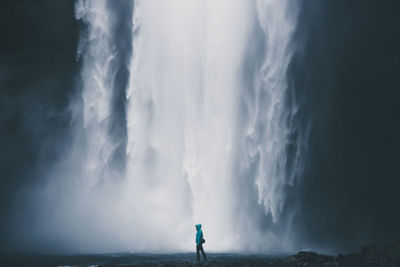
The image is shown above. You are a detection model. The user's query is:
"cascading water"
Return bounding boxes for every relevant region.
[16,0,304,253]
[121,0,303,252]
[75,0,120,186]
[124,0,255,251]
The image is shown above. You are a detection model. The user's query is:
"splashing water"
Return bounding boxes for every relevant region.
[121,0,302,252]
[14,0,305,253]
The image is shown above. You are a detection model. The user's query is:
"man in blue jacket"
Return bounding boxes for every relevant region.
[195,224,207,262]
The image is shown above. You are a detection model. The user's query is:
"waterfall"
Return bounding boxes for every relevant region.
[75,0,120,186]
[251,0,300,224]
[124,0,255,251]
[22,0,303,253]
[231,0,304,251]
[121,0,302,251]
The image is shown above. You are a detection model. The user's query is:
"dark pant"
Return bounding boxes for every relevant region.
[196,244,207,262]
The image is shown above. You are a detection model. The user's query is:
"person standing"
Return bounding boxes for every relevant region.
[195,224,207,262]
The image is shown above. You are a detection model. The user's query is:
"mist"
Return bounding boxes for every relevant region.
[0,0,399,255]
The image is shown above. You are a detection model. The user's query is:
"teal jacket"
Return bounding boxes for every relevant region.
[195,224,203,245]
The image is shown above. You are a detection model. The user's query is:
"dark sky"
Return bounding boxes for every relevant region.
[0,0,399,253]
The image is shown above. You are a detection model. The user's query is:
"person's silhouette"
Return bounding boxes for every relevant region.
[195,224,207,262]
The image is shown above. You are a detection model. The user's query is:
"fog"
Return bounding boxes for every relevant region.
[1,0,399,255]
[6,0,302,253]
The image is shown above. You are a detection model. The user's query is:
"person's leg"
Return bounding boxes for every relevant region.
[196,244,200,262]
[200,244,207,262]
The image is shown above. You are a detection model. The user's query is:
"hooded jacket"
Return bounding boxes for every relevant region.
[195,224,203,245]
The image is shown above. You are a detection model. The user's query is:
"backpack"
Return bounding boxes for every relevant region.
[201,232,206,244]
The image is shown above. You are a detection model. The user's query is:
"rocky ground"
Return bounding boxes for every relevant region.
[1,239,400,266]
[276,239,400,267]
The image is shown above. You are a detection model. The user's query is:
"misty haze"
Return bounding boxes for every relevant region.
[0,0,399,266]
